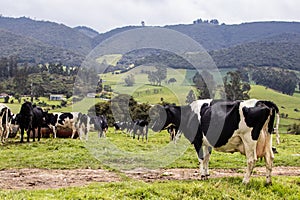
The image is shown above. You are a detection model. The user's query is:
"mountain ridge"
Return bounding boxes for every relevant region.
[0,16,299,70]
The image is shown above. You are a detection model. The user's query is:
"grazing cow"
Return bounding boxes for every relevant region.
[0,104,13,143]
[18,102,44,142]
[90,115,108,138]
[45,112,80,139]
[151,99,280,184]
[113,121,127,133]
[9,114,19,138]
[166,124,179,143]
[132,119,149,142]
[77,113,90,140]
[126,121,136,137]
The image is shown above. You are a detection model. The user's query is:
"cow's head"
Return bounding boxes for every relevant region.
[45,113,58,127]
[149,105,168,132]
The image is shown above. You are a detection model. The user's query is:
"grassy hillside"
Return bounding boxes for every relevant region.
[249,85,300,129]
[96,54,122,66]
[0,29,84,66]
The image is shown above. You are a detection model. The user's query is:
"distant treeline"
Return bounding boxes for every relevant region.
[238,67,299,96]
[0,56,98,97]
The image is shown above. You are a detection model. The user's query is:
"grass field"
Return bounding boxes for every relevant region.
[1,177,299,199]
[0,131,299,199]
[1,68,299,199]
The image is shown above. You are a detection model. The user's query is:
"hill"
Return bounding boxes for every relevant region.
[209,33,300,70]
[73,26,99,38]
[92,22,300,71]
[0,29,84,65]
[0,16,299,70]
[0,16,92,55]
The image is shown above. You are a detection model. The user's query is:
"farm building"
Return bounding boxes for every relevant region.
[49,94,64,101]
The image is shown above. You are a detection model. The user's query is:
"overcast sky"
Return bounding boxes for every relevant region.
[0,0,299,33]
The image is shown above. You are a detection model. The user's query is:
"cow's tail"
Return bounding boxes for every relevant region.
[275,113,280,145]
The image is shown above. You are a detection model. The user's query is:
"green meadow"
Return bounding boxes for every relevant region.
[1,68,299,199]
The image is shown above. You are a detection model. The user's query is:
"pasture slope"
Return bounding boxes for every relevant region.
[0,132,299,199]
[0,76,299,199]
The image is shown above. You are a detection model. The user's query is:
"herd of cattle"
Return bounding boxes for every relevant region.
[0,101,150,143]
[0,98,281,184]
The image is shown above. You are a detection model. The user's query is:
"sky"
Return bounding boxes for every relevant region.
[0,0,299,33]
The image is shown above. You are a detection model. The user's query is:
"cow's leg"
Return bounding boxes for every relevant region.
[50,125,57,138]
[0,127,3,143]
[32,128,36,142]
[71,124,77,139]
[104,128,107,138]
[20,128,24,143]
[264,133,274,185]
[37,126,41,141]
[194,141,208,179]
[4,125,10,142]
[27,129,31,142]
[85,127,88,141]
[53,127,57,138]
[242,139,258,184]
[145,127,148,142]
[203,146,212,177]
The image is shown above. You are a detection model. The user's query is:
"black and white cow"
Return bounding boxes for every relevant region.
[166,124,179,143]
[132,119,149,142]
[18,102,44,142]
[113,121,127,134]
[151,99,280,184]
[89,115,108,138]
[0,103,13,143]
[9,113,20,138]
[45,112,82,139]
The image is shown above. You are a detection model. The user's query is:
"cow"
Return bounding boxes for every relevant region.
[132,119,149,142]
[89,115,108,138]
[77,113,90,140]
[18,102,44,142]
[126,121,136,137]
[45,112,81,139]
[166,124,179,143]
[150,99,280,184]
[113,121,127,134]
[9,114,20,138]
[0,103,13,143]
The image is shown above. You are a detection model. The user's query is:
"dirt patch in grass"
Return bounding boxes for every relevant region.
[0,167,299,190]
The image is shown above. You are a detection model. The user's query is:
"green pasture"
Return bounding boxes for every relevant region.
[1,177,299,200]
[1,130,299,170]
[0,131,299,199]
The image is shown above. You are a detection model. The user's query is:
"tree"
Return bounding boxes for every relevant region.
[13,64,29,95]
[147,66,167,86]
[168,78,177,85]
[186,90,196,104]
[96,79,103,93]
[193,70,216,99]
[251,68,298,95]
[124,74,135,86]
[222,71,250,100]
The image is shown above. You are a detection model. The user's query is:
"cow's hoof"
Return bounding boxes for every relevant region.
[201,175,208,180]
